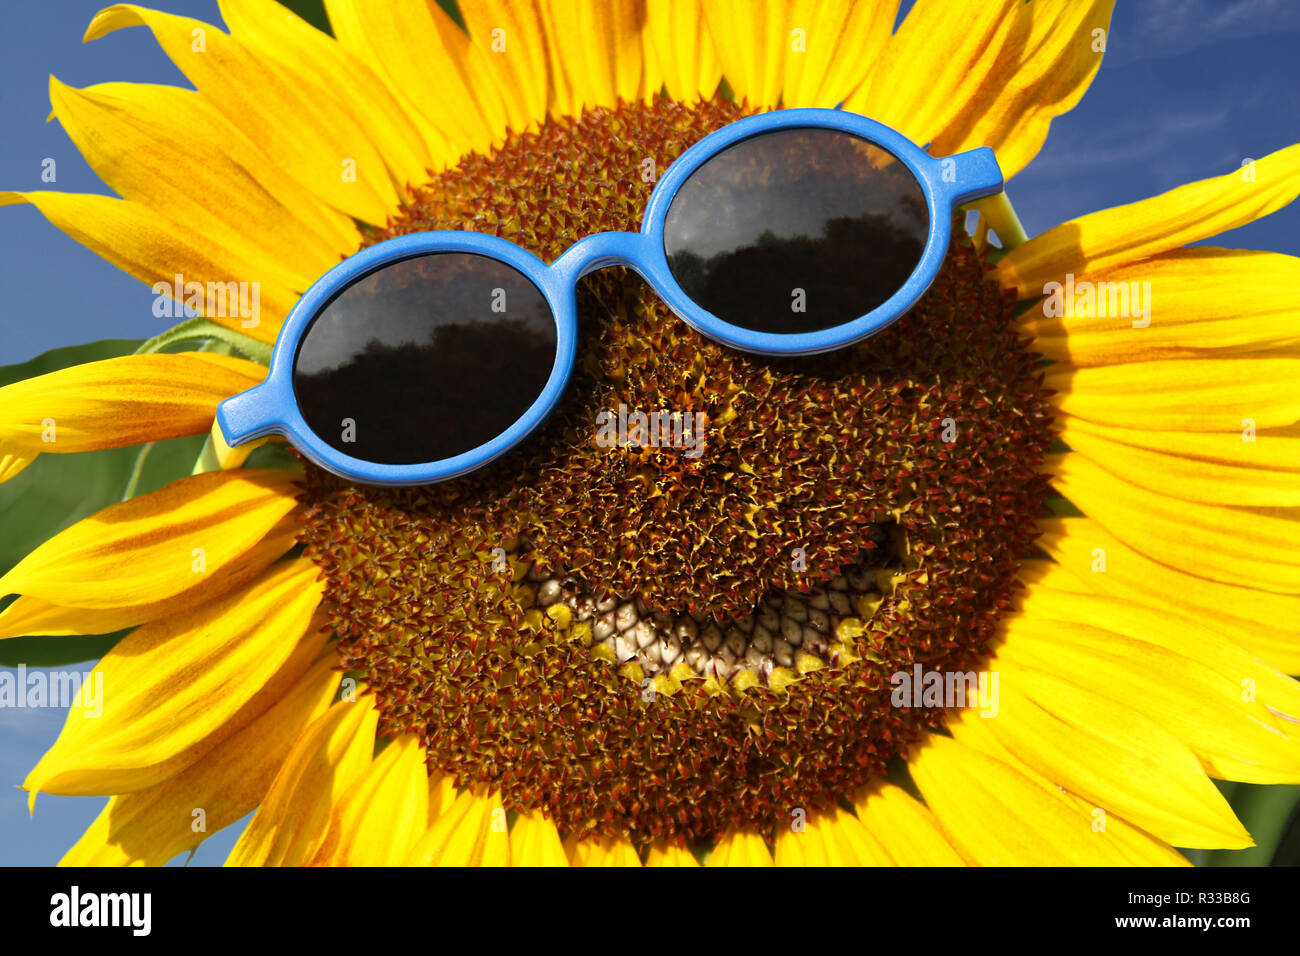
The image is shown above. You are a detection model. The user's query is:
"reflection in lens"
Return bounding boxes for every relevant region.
[293,252,556,466]
[663,128,929,335]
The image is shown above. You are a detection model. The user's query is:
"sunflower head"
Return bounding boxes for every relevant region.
[293,92,1055,844]
[6,0,1300,870]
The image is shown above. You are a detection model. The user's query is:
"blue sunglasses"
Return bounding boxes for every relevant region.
[218,107,1004,487]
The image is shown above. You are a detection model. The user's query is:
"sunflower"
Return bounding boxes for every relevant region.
[2,0,1299,868]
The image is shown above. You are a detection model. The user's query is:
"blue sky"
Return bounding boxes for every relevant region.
[1,1,1299,865]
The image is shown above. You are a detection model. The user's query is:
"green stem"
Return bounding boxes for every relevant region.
[976,191,1030,250]
[191,433,224,476]
[122,441,156,500]
[135,317,271,365]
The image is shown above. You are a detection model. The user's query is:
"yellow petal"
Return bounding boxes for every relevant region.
[427,773,456,824]
[1056,418,1300,475]
[456,0,550,135]
[91,79,360,262]
[852,782,967,865]
[406,788,511,866]
[1038,515,1300,673]
[85,4,397,223]
[1061,419,1300,508]
[910,733,1133,865]
[324,0,506,156]
[948,710,1192,866]
[0,352,264,457]
[0,469,299,609]
[1045,357,1300,432]
[309,735,430,866]
[1058,793,1193,867]
[702,0,896,109]
[1023,248,1300,366]
[846,0,1024,149]
[1000,615,1300,785]
[48,76,351,293]
[781,0,898,109]
[0,516,297,639]
[539,0,645,116]
[644,838,700,867]
[643,0,721,103]
[564,833,642,867]
[707,827,774,866]
[227,694,379,866]
[1048,451,1300,594]
[507,809,569,866]
[60,651,339,866]
[773,804,893,865]
[0,192,294,342]
[0,452,32,484]
[1013,584,1300,727]
[24,559,326,801]
[997,142,1300,298]
[218,0,445,180]
[974,659,1253,848]
[929,0,1115,179]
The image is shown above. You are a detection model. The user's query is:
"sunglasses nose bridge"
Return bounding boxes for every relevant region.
[551,231,649,285]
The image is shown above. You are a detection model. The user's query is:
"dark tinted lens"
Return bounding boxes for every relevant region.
[293,252,556,466]
[663,128,928,335]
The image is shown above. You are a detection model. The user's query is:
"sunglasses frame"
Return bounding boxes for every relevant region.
[218,107,1004,486]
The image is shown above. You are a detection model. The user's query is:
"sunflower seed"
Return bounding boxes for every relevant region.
[774,639,795,668]
[633,619,657,649]
[537,579,563,607]
[700,623,723,652]
[616,602,638,632]
[675,617,699,644]
[658,633,682,666]
[782,594,808,623]
[781,617,804,646]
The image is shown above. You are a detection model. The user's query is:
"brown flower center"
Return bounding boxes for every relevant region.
[297,95,1053,845]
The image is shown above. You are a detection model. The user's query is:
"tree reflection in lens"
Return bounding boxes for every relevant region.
[664,128,929,335]
[293,253,556,466]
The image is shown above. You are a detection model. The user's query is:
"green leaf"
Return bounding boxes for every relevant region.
[1203,782,1300,867]
[269,1,463,37]
[435,0,465,29]
[244,440,302,472]
[1270,799,1300,866]
[0,630,130,668]
[275,0,332,34]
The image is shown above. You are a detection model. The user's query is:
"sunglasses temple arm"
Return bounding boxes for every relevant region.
[216,384,277,447]
[944,146,1030,250]
[945,146,1004,206]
